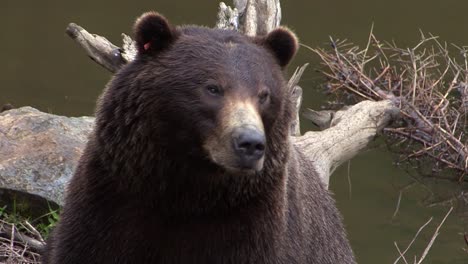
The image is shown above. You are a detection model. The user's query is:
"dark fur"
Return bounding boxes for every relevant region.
[43,13,355,264]
[134,11,179,54]
[1,103,14,112]
[258,27,298,68]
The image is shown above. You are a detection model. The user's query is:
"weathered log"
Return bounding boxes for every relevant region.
[0,100,397,205]
[234,0,281,36]
[61,0,396,188]
[0,1,399,207]
[299,101,399,187]
[61,0,397,188]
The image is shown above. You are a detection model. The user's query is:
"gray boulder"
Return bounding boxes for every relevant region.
[0,107,94,206]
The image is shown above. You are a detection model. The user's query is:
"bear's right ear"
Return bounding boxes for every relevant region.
[133,12,178,56]
[256,27,298,68]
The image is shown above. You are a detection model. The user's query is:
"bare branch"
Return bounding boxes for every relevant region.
[416,207,453,264]
[393,207,453,264]
[288,63,308,136]
[0,220,43,263]
[393,217,432,264]
[65,23,126,73]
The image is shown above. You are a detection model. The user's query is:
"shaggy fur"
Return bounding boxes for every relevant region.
[43,12,355,264]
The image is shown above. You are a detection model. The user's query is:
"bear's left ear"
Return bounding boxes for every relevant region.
[133,11,179,56]
[257,27,298,68]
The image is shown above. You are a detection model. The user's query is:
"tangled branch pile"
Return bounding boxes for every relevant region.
[0,219,44,263]
[311,30,468,179]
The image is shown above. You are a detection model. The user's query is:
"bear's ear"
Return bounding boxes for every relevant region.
[258,27,298,68]
[133,12,178,56]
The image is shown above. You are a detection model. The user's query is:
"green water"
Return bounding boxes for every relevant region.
[1,0,467,262]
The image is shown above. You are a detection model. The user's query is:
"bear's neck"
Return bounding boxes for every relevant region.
[94,132,288,217]
[86,135,289,261]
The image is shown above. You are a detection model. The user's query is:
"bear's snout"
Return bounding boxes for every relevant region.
[232,126,266,170]
[203,100,266,173]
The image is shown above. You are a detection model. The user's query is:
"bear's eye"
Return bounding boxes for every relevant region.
[206,85,223,96]
[259,91,269,104]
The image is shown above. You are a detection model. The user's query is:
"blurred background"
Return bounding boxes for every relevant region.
[1,0,467,263]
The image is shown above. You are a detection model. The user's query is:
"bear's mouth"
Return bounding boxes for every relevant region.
[206,146,265,174]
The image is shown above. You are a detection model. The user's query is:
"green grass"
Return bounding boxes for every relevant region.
[34,204,60,238]
[0,199,60,239]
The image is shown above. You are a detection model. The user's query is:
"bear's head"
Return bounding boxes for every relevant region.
[94,12,298,210]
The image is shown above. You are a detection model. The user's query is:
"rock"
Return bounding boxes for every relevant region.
[0,107,94,206]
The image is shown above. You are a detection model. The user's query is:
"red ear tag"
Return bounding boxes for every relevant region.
[144,42,151,51]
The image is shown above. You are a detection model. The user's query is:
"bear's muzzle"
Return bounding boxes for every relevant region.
[204,100,266,173]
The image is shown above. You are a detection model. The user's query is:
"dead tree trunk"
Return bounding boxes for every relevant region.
[64,0,397,187]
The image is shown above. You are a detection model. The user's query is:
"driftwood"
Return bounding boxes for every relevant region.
[64,1,397,187]
[0,1,457,262]
[298,100,398,187]
[235,0,281,36]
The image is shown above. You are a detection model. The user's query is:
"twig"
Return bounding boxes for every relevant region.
[0,225,45,252]
[415,207,453,264]
[393,217,433,264]
[393,207,453,264]
[394,242,410,264]
[393,190,403,219]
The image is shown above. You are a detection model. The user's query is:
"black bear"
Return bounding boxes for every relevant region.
[43,12,355,264]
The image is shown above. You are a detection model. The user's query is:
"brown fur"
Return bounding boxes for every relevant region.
[43,12,355,264]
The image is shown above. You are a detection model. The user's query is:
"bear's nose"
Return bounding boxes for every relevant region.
[232,127,266,168]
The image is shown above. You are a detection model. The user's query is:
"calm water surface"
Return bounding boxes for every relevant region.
[2,1,468,263]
